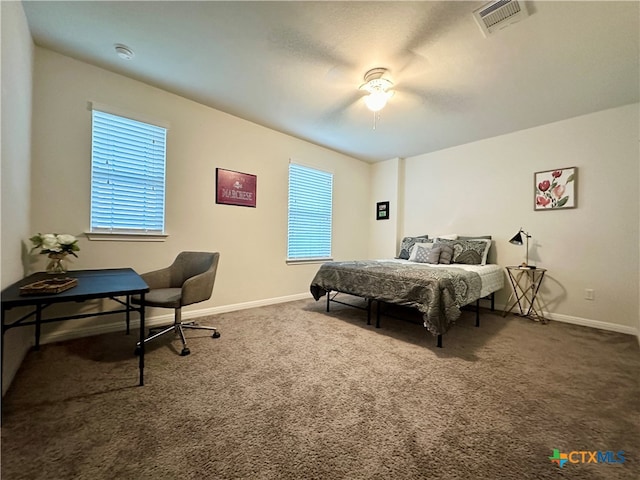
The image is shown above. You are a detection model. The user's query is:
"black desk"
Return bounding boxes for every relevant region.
[1,268,149,389]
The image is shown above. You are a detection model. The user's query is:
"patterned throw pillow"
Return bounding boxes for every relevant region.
[437,244,454,264]
[424,246,442,264]
[397,235,428,260]
[434,238,491,265]
[409,243,455,264]
[408,242,433,263]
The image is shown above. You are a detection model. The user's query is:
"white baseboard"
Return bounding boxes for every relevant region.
[544,312,638,336]
[494,302,638,337]
[40,295,638,345]
[39,292,311,345]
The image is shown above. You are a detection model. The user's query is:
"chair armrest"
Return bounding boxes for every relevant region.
[141,266,172,290]
[181,270,215,306]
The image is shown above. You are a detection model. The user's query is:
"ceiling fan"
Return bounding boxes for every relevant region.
[268,1,472,126]
[359,68,395,112]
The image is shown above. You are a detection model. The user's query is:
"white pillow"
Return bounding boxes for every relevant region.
[434,234,459,240]
[408,241,434,262]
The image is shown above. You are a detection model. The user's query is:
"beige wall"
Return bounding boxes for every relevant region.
[1,1,35,394]
[28,47,370,339]
[401,104,639,334]
[369,158,402,259]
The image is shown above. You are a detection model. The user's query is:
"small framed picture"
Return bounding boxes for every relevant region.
[376,201,390,220]
[216,168,257,207]
[534,167,577,210]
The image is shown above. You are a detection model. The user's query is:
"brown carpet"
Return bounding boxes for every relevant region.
[1,297,639,479]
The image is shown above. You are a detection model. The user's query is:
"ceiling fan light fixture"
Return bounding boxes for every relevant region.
[359,68,394,112]
[364,89,393,112]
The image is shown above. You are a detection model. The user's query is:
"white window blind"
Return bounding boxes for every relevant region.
[90,109,167,234]
[287,163,333,261]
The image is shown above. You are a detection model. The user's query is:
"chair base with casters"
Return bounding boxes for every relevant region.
[134,308,220,356]
[131,251,221,356]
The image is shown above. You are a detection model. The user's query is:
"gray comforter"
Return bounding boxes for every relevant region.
[310,260,482,335]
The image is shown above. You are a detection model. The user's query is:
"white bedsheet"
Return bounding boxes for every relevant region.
[379,259,505,299]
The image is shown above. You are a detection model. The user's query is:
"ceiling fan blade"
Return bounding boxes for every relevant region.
[268,26,355,71]
[401,1,472,54]
[394,50,431,81]
[318,91,363,124]
[394,2,472,78]
[324,64,361,86]
[399,85,469,113]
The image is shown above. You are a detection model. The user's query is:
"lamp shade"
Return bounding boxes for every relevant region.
[509,228,532,267]
[509,231,524,245]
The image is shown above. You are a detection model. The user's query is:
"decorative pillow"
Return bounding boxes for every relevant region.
[437,244,454,264]
[458,235,492,240]
[434,234,459,241]
[397,235,429,260]
[434,238,491,265]
[424,246,443,264]
[408,242,436,263]
[408,241,432,262]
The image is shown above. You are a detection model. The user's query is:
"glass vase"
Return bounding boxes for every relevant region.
[46,253,67,274]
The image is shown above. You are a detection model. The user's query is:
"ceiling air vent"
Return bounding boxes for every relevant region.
[473,0,529,37]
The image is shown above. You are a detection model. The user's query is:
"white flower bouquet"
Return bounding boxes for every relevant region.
[30,233,80,257]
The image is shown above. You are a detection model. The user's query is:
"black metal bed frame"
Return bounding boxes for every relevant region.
[325,290,496,348]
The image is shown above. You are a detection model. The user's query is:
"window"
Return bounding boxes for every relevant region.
[287,163,333,261]
[90,108,167,236]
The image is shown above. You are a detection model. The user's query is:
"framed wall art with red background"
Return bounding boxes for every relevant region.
[216,168,257,208]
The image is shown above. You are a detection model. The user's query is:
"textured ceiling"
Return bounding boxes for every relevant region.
[23,1,640,163]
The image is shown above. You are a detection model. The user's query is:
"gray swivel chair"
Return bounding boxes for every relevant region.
[133,251,220,356]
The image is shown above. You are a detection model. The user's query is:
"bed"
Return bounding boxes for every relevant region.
[309,236,505,347]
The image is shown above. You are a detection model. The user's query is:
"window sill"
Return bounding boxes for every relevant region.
[85,232,168,242]
[286,258,332,265]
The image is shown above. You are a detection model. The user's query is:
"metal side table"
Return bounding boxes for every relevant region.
[503,266,548,323]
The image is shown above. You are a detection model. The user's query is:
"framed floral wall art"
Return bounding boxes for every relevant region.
[534,167,577,211]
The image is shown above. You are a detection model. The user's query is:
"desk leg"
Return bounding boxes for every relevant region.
[1,307,5,396]
[125,295,131,335]
[34,304,42,350]
[138,293,145,386]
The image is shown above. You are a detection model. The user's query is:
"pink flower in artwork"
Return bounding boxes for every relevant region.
[552,185,566,199]
[536,195,551,207]
[538,180,551,192]
[552,170,563,178]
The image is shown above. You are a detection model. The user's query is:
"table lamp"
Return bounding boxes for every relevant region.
[509,228,534,268]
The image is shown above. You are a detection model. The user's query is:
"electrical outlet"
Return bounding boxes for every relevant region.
[585,289,595,300]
